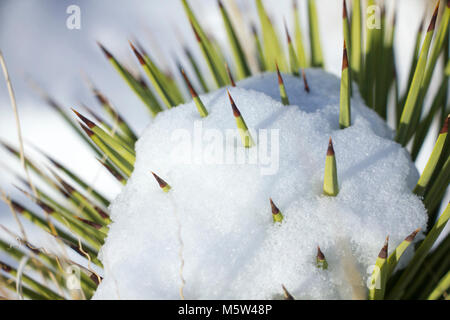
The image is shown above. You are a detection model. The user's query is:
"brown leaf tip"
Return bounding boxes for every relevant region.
[302,69,310,93]
[281,284,294,300]
[284,20,292,43]
[217,0,224,9]
[427,1,440,32]
[276,63,284,86]
[227,91,241,117]
[98,158,124,182]
[36,199,54,214]
[0,261,12,273]
[190,20,202,42]
[76,216,103,230]
[151,172,168,189]
[405,228,421,242]
[327,138,335,156]
[270,198,280,215]
[72,108,95,128]
[378,236,389,259]
[79,123,94,137]
[317,246,325,260]
[95,206,110,220]
[181,69,198,98]
[343,0,348,19]
[225,63,236,87]
[94,89,109,106]
[11,200,25,214]
[440,115,449,134]
[97,42,113,59]
[53,173,76,194]
[129,41,146,65]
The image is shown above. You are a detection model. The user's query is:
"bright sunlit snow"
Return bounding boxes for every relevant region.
[94,69,427,300]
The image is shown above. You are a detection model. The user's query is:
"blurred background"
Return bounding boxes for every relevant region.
[0,0,446,247]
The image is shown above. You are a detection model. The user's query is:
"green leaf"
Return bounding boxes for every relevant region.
[218,0,251,79]
[395,4,439,146]
[307,0,324,68]
[388,203,450,299]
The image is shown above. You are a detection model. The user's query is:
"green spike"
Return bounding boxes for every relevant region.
[251,24,266,71]
[91,85,138,143]
[97,42,163,116]
[362,0,377,107]
[72,109,136,166]
[386,229,420,277]
[181,0,227,84]
[293,0,308,68]
[350,0,362,83]
[342,0,352,97]
[323,138,339,197]
[270,198,284,223]
[79,123,133,177]
[406,1,450,142]
[369,237,389,300]
[411,80,448,160]
[388,203,450,299]
[184,46,209,92]
[218,0,251,79]
[339,41,351,129]
[307,0,324,68]
[189,20,226,88]
[129,42,176,109]
[276,64,290,105]
[284,21,300,77]
[395,3,440,146]
[180,68,209,117]
[302,69,310,93]
[51,171,111,226]
[97,158,127,185]
[225,63,236,87]
[75,216,109,236]
[227,91,255,148]
[423,156,450,216]
[427,271,450,300]
[151,172,172,193]
[38,147,110,207]
[83,103,133,149]
[316,246,328,270]
[255,0,287,71]
[413,116,448,197]
[136,42,185,105]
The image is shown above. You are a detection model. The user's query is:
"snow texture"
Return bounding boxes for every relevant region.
[94,69,427,300]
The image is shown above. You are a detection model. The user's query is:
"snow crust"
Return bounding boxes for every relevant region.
[94,69,427,299]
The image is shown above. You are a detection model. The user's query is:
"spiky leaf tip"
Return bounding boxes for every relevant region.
[151,171,171,192]
[227,90,255,148]
[323,138,339,197]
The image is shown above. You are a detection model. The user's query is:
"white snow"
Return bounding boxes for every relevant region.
[94,69,427,300]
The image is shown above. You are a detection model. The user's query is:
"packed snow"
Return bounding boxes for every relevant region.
[94,69,427,300]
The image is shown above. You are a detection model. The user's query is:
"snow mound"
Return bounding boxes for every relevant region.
[94,69,427,299]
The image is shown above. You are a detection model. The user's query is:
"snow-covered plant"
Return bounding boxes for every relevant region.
[0,0,449,300]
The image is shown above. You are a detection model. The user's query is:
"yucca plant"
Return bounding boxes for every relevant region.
[0,0,449,300]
